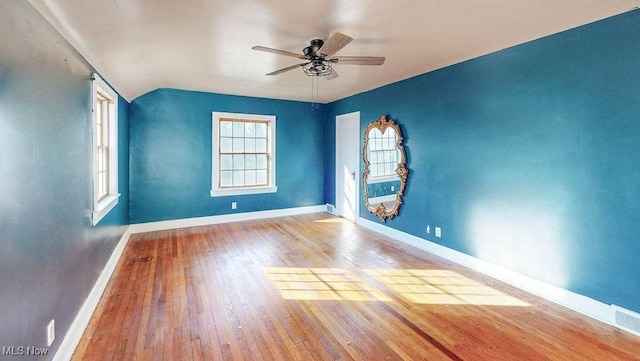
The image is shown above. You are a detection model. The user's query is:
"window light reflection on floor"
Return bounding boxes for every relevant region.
[264,267,392,302]
[265,267,530,306]
[364,269,530,306]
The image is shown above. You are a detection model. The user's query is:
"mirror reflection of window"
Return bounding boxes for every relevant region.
[368,128,398,178]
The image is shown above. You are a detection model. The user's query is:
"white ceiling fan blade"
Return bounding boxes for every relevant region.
[252,46,304,59]
[318,32,353,57]
[330,56,385,65]
[266,63,308,75]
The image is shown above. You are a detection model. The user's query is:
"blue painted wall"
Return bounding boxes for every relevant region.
[327,10,640,312]
[129,89,326,223]
[0,1,129,357]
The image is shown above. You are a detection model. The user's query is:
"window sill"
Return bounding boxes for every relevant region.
[367,175,399,184]
[210,186,277,197]
[92,193,121,225]
[369,194,397,204]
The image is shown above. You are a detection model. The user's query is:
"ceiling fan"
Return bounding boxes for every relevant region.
[252,32,385,80]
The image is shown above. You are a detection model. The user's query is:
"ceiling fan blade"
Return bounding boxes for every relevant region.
[325,69,339,80]
[252,46,303,58]
[330,56,386,65]
[266,63,308,76]
[318,32,353,56]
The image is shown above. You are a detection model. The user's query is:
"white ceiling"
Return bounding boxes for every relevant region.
[28,0,639,103]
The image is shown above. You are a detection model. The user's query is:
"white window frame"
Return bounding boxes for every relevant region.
[91,73,120,225]
[211,112,277,197]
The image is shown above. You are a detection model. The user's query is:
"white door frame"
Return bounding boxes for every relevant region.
[335,111,360,222]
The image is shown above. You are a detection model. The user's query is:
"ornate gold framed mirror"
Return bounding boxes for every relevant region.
[362,115,408,222]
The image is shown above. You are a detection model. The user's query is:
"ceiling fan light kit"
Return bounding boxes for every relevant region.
[252,32,385,80]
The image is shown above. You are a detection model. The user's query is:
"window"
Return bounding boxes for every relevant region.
[211,112,277,197]
[91,73,119,225]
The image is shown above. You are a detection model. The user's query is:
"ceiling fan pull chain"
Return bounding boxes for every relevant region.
[311,76,318,111]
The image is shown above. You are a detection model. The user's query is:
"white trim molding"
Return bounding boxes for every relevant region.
[91,73,120,225]
[211,111,276,197]
[129,205,326,234]
[357,217,613,325]
[52,227,132,361]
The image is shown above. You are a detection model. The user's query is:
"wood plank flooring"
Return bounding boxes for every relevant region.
[72,213,640,360]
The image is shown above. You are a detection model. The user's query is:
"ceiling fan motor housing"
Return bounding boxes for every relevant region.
[303,39,325,57]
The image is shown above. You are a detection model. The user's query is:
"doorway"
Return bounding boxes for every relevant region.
[335,111,360,222]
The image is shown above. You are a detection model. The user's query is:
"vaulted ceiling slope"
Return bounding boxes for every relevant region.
[28,0,639,103]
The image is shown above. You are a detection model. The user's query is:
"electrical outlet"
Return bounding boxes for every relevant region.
[435,227,442,238]
[231,202,237,209]
[46,319,55,347]
[391,185,395,191]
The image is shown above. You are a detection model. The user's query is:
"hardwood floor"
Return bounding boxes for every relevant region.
[72,213,640,360]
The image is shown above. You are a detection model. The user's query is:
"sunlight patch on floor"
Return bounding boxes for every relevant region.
[264,267,392,302]
[364,269,530,306]
[264,267,529,306]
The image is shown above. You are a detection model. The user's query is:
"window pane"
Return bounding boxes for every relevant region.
[256,154,267,169]
[220,155,233,170]
[256,139,267,152]
[233,121,244,136]
[220,171,233,187]
[245,122,255,137]
[98,149,103,170]
[233,155,244,170]
[220,121,233,136]
[102,171,108,194]
[387,128,396,139]
[233,170,244,186]
[256,170,267,185]
[245,170,256,186]
[369,138,376,151]
[96,103,103,145]
[104,149,109,171]
[233,137,244,152]
[256,122,267,137]
[245,138,256,152]
[98,173,104,197]
[220,137,232,152]
[246,154,256,169]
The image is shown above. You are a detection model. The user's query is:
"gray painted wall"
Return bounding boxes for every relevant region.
[0,1,129,359]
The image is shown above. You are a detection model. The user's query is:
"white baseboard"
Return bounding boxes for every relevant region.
[52,227,132,361]
[358,217,613,325]
[129,205,326,234]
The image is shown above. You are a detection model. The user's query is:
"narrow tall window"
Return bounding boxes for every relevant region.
[211,112,277,197]
[91,74,119,225]
[95,90,110,201]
